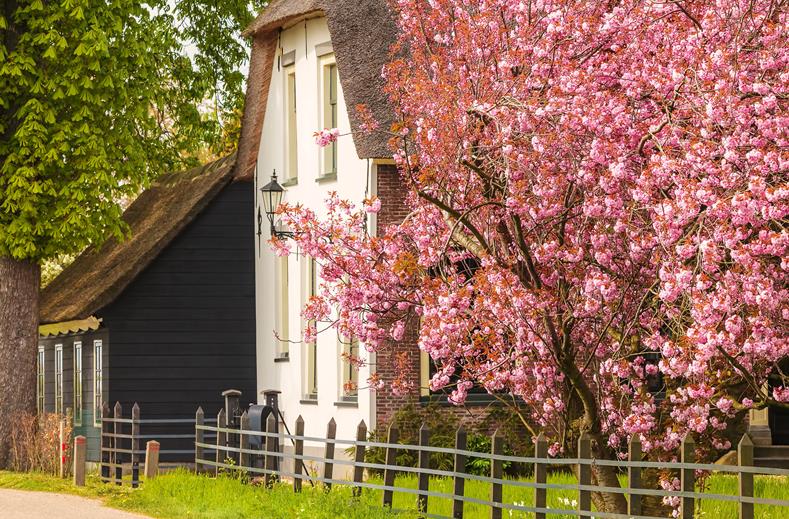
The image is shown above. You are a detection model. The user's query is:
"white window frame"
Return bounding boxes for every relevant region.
[54,344,63,415]
[37,346,45,413]
[276,255,290,358]
[284,64,298,183]
[338,335,359,402]
[320,55,339,177]
[93,340,103,427]
[73,341,83,426]
[302,257,318,399]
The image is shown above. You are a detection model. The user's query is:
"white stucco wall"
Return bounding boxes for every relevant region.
[254,16,377,459]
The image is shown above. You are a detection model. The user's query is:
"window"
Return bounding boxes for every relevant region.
[339,336,359,402]
[303,258,318,399]
[37,346,45,413]
[322,60,338,176]
[285,66,298,182]
[276,255,290,358]
[73,342,83,426]
[54,344,63,415]
[94,340,103,427]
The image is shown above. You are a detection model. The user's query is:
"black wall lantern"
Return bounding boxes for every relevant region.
[259,170,297,239]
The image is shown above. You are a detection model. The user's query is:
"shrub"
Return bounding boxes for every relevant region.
[8,412,72,475]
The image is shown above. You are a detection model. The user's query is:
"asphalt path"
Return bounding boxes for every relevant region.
[0,488,153,519]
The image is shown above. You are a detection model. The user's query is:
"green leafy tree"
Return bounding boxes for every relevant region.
[0,0,262,466]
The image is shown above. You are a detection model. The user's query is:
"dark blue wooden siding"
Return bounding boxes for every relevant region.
[102,180,257,425]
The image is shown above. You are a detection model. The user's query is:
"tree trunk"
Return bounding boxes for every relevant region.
[0,257,40,468]
[590,453,629,513]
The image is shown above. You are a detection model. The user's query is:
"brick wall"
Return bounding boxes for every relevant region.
[373,164,506,433]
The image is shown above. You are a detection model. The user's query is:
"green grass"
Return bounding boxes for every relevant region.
[1,469,788,518]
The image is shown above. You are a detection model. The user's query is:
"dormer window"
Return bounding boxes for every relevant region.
[285,65,298,183]
[321,57,339,177]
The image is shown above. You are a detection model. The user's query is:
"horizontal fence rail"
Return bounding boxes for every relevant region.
[193,411,789,519]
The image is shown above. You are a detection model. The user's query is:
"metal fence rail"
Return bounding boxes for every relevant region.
[194,410,789,519]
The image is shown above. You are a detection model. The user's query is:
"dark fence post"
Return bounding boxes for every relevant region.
[353,420,367,498]
[215,408,226,476]
[195,407,204,473]
[534,432,548,519]
[131,403,140,488]
[418,424,431,515]
[239,411,250,473]
[101,402,110,482]
[490,429,503,519]
[452,426,467,519]
[113,402,123,486]
[680,434,695,519]
[294,415,305,493]
[323,418,337,491]
[382,425,399,508]
[628,435,642,516]
[265,413,278,487]
[738,434,754,519]
[578,432,591,517]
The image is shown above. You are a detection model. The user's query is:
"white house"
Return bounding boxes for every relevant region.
[234,0,404,468]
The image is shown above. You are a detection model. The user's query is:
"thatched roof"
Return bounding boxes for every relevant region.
[40,154,239,324]
[235,0,399,179]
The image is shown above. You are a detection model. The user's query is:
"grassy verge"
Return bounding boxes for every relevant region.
[1,469,787,518]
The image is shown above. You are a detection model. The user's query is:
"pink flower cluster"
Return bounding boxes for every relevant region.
[279,0,789,468]
[313,128,340,147]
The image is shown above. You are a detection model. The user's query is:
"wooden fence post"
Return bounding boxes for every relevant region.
[195,407,204,473]
[352,420,367,498]
[265,413,278,487]
[101,402,110,482]
[490,429,503,519]
[323,418,337,491]
[418,424,431,515]
[578,432,592,517]
[453,426,467,519]
[294,415,305,493]
[382,424,399,508]
[59,414,67,478]
[215,408,226,476]
[534,432,548,519]
[239,411,250,473]
[73,436,87,487]
[628,435,642,516]
[144,441,160,480]
[113,402,123,486]
[738,434,754,519]
[131,403,140,488]
[680,434,695,519]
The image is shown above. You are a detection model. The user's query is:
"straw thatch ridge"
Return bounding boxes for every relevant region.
[40,154,239,324]
[236,0,398,179]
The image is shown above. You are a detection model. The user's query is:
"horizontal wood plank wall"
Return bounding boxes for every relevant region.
[102,181,256,459]
[38,328,108,461]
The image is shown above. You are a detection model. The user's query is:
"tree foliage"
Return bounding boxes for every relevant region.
[279,0,788,478]
[0,0,262,261]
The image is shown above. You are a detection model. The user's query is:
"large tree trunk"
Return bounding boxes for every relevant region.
[0,257,40,468]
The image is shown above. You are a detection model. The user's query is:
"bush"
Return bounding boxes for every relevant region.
[349,404,528,477]
[7,412,72,474]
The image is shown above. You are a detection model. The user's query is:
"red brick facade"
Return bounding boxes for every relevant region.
[374,164,503,432]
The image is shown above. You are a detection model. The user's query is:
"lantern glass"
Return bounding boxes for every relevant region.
[260,172,284,219]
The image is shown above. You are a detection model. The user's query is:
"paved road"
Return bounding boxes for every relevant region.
[0,488,153,519]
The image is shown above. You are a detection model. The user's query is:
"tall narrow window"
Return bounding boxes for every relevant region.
[304,258,318,399]
[94,340,103,427]
[73,342,83,426]
[54,344,63,414]
[340,336,359,402]
[37,346,45,413]
[285,66,298,182]
[276,255,290,358]
[322,61,339,176]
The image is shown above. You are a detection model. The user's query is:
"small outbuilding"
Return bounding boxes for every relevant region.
[37,154,257,461]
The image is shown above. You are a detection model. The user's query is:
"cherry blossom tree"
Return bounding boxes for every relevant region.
[277,0,787,513]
